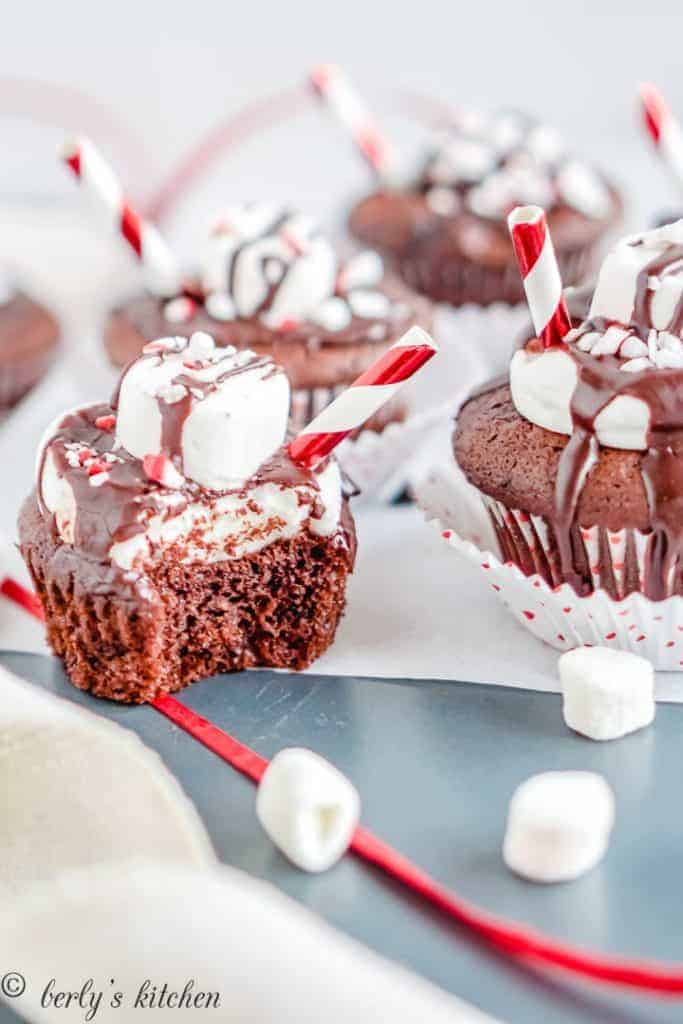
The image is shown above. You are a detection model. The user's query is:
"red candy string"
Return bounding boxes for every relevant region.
[5,579,683,996]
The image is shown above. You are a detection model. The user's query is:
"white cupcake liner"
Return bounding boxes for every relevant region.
[417,469,683,671]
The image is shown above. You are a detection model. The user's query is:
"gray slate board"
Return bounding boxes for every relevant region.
[2,650,683,1024]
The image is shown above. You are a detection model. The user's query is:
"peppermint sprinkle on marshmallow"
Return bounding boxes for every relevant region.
[117,333,290,490]
[142,454,185,490]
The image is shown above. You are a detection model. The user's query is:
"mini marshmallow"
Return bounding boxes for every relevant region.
[559,646,655,741]
[256,748,360,873]
[338,250,384,291]
[503,771,615,883]
[347,289,391,320]
[116,333,290,490]
[310,297,352,332]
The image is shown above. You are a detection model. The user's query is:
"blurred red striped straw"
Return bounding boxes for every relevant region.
[289,326,437,468]
[507,205,571,348]
[639,82,683,191]
[309,63,394,180]
[62,136,182,297]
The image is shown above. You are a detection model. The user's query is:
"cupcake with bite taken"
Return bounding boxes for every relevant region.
[19,331,356,702]
[0,278,59,409]
[423,214,683,668]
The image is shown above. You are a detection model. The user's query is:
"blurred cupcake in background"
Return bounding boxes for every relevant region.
[0,276,59,410]
[103,203,432,434]
[312,66,620,304]
[311,64,622,389]
[421,209,683,669]
[63,139,436,500]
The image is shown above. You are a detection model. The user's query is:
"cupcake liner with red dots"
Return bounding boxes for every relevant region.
[416,468,683,671]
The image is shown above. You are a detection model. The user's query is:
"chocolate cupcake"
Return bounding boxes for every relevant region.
[20,331,356,702]
[0,283,59,409]
[427,220,683,667]
[348,109,621,308]
[104,204,431,435]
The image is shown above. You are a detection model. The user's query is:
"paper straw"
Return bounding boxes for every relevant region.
[62,135,181,297]
[288,326,437,468]
[508,205,571,347]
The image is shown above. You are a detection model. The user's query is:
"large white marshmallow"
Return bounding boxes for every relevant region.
[503,771,615,883]
[256,748,360,873]
[115,333,290,490]
[559,646,655,742]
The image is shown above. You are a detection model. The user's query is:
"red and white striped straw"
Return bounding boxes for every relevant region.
[639,83,683,191]
[289,326,437,468]
[62,136,182,298]
[309,64,393,180]
[507,205,571,348]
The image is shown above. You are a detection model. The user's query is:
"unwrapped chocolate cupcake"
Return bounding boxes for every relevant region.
[423,217,683,668]
[20,331,357,702]
[0,277,59,409]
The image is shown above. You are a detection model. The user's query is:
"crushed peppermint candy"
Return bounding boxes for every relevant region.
[95,415,116,431]
[143,454,185,489]
[569,324,683,370]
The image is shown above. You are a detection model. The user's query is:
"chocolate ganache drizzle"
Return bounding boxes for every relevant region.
[517,222,683,599]
[37,332,349,584]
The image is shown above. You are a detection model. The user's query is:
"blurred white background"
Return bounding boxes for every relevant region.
[0,0,682,532]
[1,0,682,235]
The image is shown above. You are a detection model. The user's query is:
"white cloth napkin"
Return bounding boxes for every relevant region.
[0,664,494,1023]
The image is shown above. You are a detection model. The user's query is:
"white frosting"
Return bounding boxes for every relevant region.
[200,203,387,331]
[108,461,342,572]
[115,333,290,490]
[510,346,651,450]
[424,109,611,222]
[510,221,683,451]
